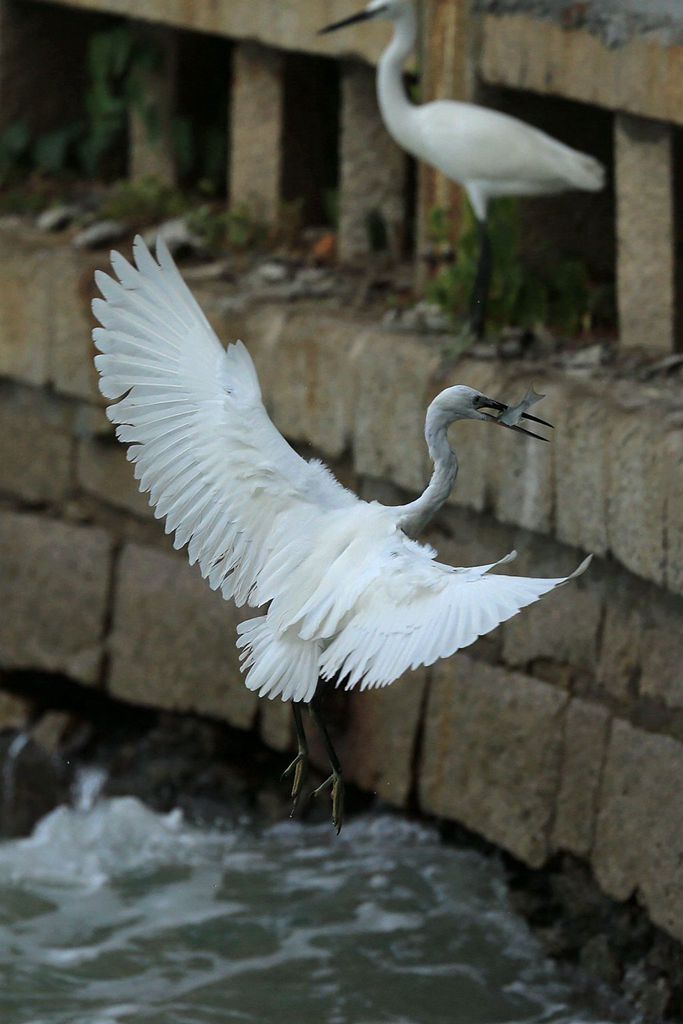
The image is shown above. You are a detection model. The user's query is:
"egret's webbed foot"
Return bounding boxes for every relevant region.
[310,698,345,835]
[282,703,308,816]
[313,768,345,835]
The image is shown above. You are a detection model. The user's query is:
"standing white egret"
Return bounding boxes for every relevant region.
[321,0,605,337]
[93,236,591,833]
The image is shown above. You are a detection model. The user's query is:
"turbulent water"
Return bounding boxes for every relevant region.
[0,793,623,1024]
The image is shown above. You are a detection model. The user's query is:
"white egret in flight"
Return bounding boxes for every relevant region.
[93,237,591,833]
[321,0,605,338]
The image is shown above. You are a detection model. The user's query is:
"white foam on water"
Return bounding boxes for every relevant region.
[0,798,631,1024]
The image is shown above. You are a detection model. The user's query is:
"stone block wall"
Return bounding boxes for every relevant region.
[2,225,683,947]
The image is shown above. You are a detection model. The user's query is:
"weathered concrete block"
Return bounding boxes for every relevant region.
[109,544,257,730]
[419,655,567,867]
[254,309,357,459]
[444,357,502,513]
[501,543,603,674]
[0,228,53,386]
[488,372,558,534]
[353,328,439,496]
[0,511,112,683]
[77,436,152,519]
[553,698,610,858]
[639,595,683,709]
[593,719,683,942]
[554,388,609,556]
[51,248,102,403]
[597,594,642,701]
[337,60,406,262]
[606,409,666,585]
[664,429,683,597]
[615,114,675,353]
[342,671,428,807]
[0,384,72,504]
[230,43,284,222]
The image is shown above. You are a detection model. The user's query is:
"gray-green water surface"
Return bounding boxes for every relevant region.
[0,795,623,1024]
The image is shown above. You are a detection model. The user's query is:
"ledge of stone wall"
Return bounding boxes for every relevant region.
[30,0,388,65]
[2,226,683,946]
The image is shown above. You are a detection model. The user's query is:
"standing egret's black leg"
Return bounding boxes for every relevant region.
[282,702,309,816]
[469,217,492,339]
[310,699,345,835]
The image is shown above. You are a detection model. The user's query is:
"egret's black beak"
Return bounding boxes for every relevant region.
[478,397,553,442]
[319,8,383,34]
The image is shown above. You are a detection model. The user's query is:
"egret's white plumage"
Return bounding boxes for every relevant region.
[325,0,604,220]
[93,236,590,708]
[321,0,604,336]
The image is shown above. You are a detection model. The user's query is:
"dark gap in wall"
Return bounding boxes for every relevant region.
[174,29,232,196]
[478,84,616,331]
[7,2,128,178]
[282,52,340,227]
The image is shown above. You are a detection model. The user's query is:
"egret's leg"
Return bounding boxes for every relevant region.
[469,217,492,339]
[282,702,309,816]
[310,700,345,835]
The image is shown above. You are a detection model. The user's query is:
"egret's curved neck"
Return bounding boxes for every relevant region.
[377,6,420,153]
[396,403,459,538]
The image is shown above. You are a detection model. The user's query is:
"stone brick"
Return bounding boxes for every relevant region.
[593,720,683,942]
[109,544,257,730]
[553,698,610,858]
[337,61,407,262]
[0,227,53,386]
[50,247,102,403]
[664,429,683,598]
[353,328,440,496]
[31,0,387,66]
[501,541,603,675]
[480,13,683,131]
[444,357,503,513]
[489,372,558,534]
[254,309,357,459]
[639,594,683,709]
[0,384,72,504]
[419,655,567,867]
[0,511,112,683]
[615,114,675,354]
[606,408,667,585]
[341,671,428,807]
[554,388,609,556]
[597,593,642,701]
[77,436,152,519]
[230,43,284,223]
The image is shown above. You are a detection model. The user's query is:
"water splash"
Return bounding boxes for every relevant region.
[71,765,108,813]
[0,798,627,1024]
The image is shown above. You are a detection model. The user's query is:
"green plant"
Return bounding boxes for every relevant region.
[186,202,267,253]
[100,175,188,225]
[79,25,162,176]
[427,199,593,336]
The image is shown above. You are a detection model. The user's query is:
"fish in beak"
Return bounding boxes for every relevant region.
[319,6,387,34]
[479,386,553,441]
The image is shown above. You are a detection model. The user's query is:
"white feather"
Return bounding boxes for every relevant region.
[93,236,592,703]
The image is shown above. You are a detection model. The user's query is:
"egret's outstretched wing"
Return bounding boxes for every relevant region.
[320,538,591,690]
[93,235,357,606]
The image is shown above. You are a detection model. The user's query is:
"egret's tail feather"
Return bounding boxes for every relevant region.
[237,616,321,703]
[569,152,605,192]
